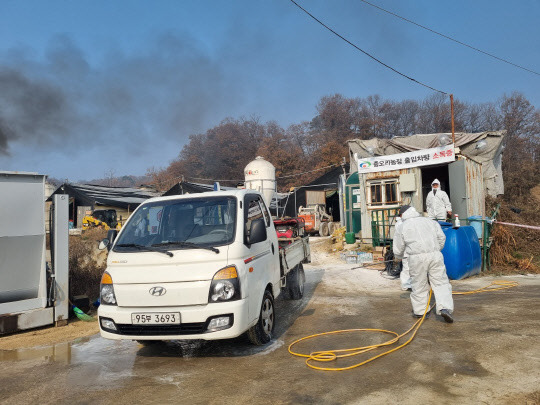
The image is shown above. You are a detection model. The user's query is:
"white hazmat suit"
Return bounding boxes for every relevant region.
[426,179,452,220]
[393,206,454,316]
[395,217,411,290]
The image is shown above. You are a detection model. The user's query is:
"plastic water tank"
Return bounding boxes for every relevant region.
[467,215,484,239]
[439,223,482,280]
[244,156,276,207]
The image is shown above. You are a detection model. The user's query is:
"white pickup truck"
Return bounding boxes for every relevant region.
[98,189,310,345]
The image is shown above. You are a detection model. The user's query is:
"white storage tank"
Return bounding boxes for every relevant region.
[244,156,276,207]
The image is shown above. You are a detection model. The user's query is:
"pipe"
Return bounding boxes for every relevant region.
[450,94,455,145]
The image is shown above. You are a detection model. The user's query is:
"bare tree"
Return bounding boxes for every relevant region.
[104,168,117,187]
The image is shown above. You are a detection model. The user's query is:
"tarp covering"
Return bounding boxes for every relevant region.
[276,164,348,218]
[164,181,288,210]
[163,181,235,196]
[348,131,506,196]
[49,183,159,209]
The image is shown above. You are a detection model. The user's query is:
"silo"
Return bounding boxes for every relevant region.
[244,156,276,207]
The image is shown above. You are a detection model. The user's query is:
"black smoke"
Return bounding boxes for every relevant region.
[0,34,241,156]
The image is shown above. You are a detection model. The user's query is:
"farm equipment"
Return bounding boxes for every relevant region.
[82,209,121,231]
[298,204,339,236]
[274,217,306,246]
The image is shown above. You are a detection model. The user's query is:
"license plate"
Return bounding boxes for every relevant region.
[131,312,181,325]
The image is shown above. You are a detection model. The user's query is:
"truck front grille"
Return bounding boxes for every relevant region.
[116,323,206,336]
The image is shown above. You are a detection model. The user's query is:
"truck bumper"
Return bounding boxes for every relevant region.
[98,299,250,341]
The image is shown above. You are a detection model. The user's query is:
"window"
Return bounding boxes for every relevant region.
[385,182,398,204]
[114,197,237,251]
[370,183,382,205]
[244,195,268,243]
[259,198,271,227]
[367,179,400,207]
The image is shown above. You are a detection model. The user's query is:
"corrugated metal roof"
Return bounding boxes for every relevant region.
[49,183,160,209]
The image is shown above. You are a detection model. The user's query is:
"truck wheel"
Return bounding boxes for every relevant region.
[286,263,305,300]
[319,222,330,237]
[247,290,275,345]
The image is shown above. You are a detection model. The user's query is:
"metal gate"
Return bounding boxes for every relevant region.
[370,208,399,247]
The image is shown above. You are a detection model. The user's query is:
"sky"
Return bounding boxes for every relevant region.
[1,0,539,181]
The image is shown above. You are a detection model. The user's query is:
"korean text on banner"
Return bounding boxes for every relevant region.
[356,144,456,173]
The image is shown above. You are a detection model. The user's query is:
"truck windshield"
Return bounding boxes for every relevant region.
[113,197,236,252]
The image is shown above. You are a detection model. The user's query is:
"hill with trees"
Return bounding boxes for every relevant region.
[148,92,539,202]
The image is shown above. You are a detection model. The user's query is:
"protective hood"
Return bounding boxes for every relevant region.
[431,179,441,186]
[401,206,421,220]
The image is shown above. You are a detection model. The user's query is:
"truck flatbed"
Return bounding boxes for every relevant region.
[278,235,310,278]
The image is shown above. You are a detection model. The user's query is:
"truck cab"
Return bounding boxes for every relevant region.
[98,189,307,345]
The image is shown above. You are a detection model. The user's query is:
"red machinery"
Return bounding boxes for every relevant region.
[273,218,305,246]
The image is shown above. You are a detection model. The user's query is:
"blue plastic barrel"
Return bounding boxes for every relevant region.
[467,216,483,239]
[440,225,482,280]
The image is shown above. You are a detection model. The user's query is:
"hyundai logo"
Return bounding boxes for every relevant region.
[149,286,167,296]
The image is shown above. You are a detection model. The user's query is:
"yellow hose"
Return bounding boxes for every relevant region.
[288,280,518,371]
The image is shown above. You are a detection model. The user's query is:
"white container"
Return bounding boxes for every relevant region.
[454,214,461,228]
[346,255,357,264]
[357,252,373,264]
[0,171,47,315]
[244,156,276,208]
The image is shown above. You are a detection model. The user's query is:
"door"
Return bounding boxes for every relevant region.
[345,172,362,234]
[305,190,326,206]
[244,194,275,321]
[76,205,92,228]
[448,159,484,221]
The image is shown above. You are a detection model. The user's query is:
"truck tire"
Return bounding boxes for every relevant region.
[319,222,330,237]
[247,290,275,345]
[286,263,305,300]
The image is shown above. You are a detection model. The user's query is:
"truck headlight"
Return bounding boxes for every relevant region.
[209,266,240,303]
[100,272,117,305]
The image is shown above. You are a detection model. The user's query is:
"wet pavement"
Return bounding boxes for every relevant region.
[1,264,539,405]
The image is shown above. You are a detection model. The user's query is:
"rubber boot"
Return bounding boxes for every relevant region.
[440,309,454,323]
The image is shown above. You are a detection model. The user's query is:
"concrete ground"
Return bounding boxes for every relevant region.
[1,240,539,405]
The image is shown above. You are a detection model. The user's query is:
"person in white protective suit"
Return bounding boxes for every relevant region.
[394,216,411,290]
[393,205,454,323]
[426,179,452,220]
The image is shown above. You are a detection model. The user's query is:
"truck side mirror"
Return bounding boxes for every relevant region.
[98,239,109,250]
[100,229,118,251]
[247,218,267,245]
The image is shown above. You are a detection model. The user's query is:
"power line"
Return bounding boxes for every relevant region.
[189,176,243,182]
[153,163,341,187]
[359,0,540,77]
[288,0,447,94]
[277,163,339,179]
[154,161,324,188]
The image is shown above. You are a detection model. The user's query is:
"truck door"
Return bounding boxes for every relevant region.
[244,194,275,322]
[448,159,485,220]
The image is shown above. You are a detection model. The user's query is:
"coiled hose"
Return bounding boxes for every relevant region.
[288,280,518,371]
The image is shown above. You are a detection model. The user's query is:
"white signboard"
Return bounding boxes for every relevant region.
[356,144,456,173]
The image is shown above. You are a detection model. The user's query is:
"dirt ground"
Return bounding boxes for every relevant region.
[1,238,539,405]
[0,319,99,350]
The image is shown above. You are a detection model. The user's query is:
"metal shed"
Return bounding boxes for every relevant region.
[48,183,159,227]
[346,131,505,244]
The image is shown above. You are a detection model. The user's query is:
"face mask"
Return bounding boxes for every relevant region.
[432,187,438,195]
